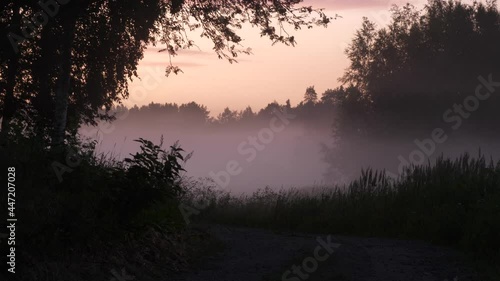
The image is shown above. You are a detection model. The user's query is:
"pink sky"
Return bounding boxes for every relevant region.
[124,0,485,116]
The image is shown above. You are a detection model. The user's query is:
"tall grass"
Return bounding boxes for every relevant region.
[190,153,500,274]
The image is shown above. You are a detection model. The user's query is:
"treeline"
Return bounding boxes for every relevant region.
[106,86,338,130]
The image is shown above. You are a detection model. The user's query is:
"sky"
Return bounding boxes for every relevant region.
[124,0,486,116]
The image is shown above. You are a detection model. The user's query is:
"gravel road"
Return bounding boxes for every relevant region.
[170,224,479,281]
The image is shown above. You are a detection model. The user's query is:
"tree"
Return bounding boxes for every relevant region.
[340,0,500,117]
[258,101,283,119]
[0,2,23,143]
[325,0,500,162]
[217,107,239,124]
[321,87,344,105]
[303,86,318,104]
[178,102,210,124]
[162,103,180,115]
[339,17,377,92]
[239,106,255,121]
[0,0,333,148]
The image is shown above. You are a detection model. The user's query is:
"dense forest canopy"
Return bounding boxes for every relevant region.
[333,0,500,135]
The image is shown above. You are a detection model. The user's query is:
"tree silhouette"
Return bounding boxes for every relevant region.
[178,102,210,124]
[217,107,239,124]
[339,0,500,132]
[339,17,377,92]
[303,86,318,104]
[239,106,256,121]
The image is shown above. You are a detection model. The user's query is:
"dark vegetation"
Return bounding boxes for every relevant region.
[0,135,195,280]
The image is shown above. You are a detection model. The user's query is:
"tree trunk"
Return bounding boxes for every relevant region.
[0,58,19,139]
[51,23,76,150]
[0,5,21,145]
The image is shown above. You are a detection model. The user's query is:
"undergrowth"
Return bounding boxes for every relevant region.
[0,135,195,281]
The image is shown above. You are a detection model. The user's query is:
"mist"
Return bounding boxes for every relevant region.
[80,107,332,194]
[80,97,500,196]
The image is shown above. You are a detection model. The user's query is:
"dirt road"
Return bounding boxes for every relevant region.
[170,225,479,281]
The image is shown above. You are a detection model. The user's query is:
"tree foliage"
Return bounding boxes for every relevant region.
[217,107,239,124]
[303,85,318,103]
[342,0,500,104]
